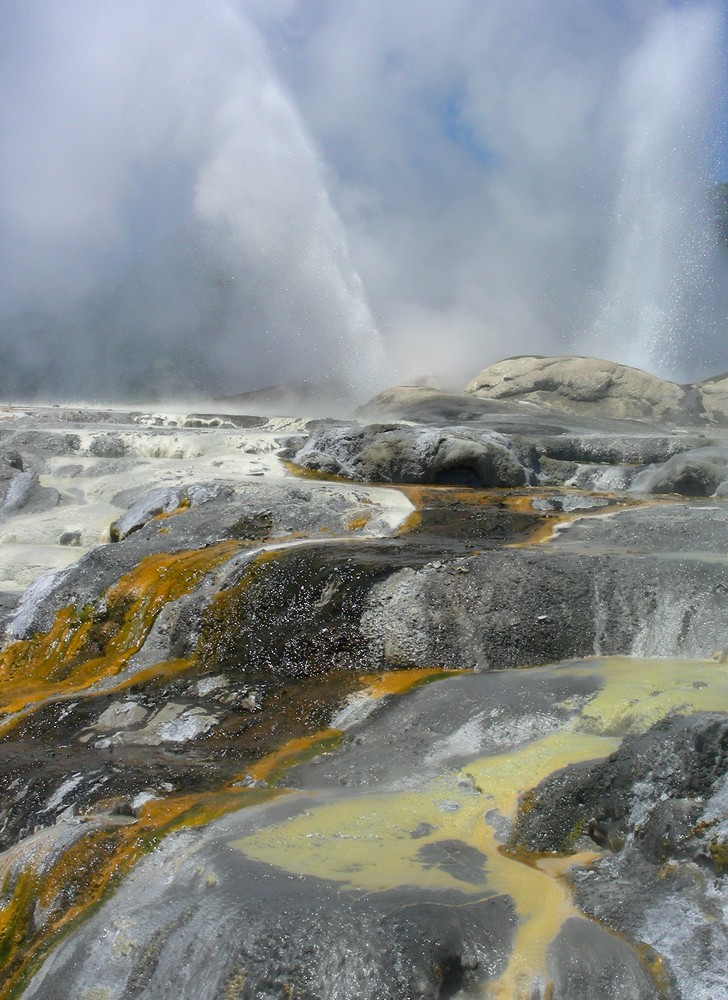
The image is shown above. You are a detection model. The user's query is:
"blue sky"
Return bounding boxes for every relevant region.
[0,0,727,399]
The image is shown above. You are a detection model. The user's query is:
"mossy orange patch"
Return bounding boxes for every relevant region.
[0,723,342,1000]
[357,667,462,698]
[0,542,242,727]
[347,514,371,531]
[281,459,353,484]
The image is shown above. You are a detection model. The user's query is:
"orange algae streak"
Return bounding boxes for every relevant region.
[152,496,191,522]
[513,515,567,547]
[247,728,342,784]
[0,724,339,1000]
[0,827,130,999]
[0,541,242,722]
[357,667,462,698]
[509,494,643,548]
[280,459,353,485]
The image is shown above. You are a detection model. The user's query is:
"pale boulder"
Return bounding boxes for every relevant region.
[465,355,691,423]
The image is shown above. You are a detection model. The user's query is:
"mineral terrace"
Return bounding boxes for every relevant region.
[2,355,728,1000]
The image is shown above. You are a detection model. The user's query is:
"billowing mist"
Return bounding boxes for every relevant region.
[0,0,726,402]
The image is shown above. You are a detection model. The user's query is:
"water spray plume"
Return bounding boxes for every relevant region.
[588,2,726,380]
[0,1,726,400]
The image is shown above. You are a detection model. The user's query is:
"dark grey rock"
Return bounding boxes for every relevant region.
[415,839,489,884]
[4,429,81,455]
[631,446,728,496]
[109,483,233,541]
[548,504,728,555]
[292,423,531,487]
[638,798,704,864]
[2,449,24,471]
[88,433,128,458]
[59,530,82,546]
[512,713,728,856]
[547,918,660,999]
[1,469,60,517]
[361,547,728,670]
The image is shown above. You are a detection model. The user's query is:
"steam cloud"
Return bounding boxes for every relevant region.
[0,0,726,402]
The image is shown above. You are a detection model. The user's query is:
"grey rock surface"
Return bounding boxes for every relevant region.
[17,817,516,1000]
[630,445,728,496]
[291,423,531,486]
[18,659,722,999]
[360,545,728,670]
[515,712,728,1000]
[465,355,693,423]
[547,918,660,1000]
[513,712,728,853]
[547,503,728,554]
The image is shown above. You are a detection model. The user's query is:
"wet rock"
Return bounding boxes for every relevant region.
[547,918,660,999]
[227,509,274,540]
[415,839,489,884]
[360,547,728,669]
[292,423,530,487]
[535,715,728,1000]
[2,449,23,471]
[183,413,268,428]
[0,590,20,632]
[3,429,81,456]
[83,702,220,747]
[7,477,410,641]
[0,469,60,518]
[88,433,128,458]
[639,798,704,864]
[631,446,728,496]
[109,483,232,541]
[531,495,612,513]
[16,831,516,1000]
[529,433,703,467]
[548,504,728,555]
[284,669,599,792]
[3,384,728,999]
[512,713,728,857]
[81,795,138,819]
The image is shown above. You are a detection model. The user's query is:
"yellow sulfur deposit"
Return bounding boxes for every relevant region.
[232,656,728,997]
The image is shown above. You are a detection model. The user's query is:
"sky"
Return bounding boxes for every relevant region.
[0,0,727,402]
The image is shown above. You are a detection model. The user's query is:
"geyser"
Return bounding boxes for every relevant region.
[588,2,727,380]
[0,1,726,399]
[0,0,391,402]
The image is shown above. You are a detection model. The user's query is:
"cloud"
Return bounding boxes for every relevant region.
[0,0,725,401]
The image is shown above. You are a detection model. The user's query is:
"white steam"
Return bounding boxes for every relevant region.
[0,0,726,401]
[0,0,389,400]
[588,4,726,378]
